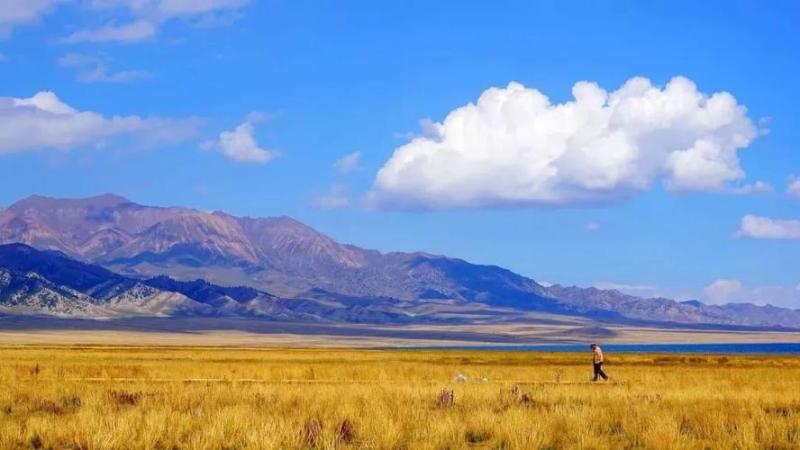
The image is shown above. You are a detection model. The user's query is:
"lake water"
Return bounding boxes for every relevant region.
[424,343,800,355]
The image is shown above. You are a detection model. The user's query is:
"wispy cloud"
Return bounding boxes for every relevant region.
[61,0,251,44]
[0,91,197,154]
[788,176,800,198]
[334,151,361,174]
[703,279,744,303]
[730,180,773,195]
[311,183,351,209]
[703,278,800,308]
[61,20,157,44]
[585,221,601,232]
[57,53,152,83]
[736,215,800,240]
[0,0,63,38]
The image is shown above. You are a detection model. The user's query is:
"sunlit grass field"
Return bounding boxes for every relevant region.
[2,346,800,449]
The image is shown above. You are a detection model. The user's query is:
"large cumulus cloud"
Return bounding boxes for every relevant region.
[371,76,760,209]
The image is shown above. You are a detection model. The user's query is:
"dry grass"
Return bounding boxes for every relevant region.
[1,346,800,449]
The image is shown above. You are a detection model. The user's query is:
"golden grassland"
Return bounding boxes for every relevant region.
[2,346,800,449]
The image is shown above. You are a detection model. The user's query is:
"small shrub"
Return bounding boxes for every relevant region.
[253,393,272,409]
[679,418,696,436]
[518,393,537,407]
[302,418,323,448]
[106,390,141,407]
[336,419,357,444]
[60,395,82,409]
[33,399,63,415]
[465,429,491,444]
[653,356,683,364]
[435,389,455,409]
[29,434,43,450]
[29,363,41,379]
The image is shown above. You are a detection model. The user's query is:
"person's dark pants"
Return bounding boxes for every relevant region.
[593,362,608,381]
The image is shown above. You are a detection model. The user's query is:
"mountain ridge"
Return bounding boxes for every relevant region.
[0,194,797,329]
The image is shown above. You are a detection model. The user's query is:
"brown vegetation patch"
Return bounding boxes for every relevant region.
[106,390,142,407]
[60,394,82,409]
[32,399,64,415]
[435,389,455,409]
[653,356,708,365]
[302,418,324,448]
[335,418,357,444]
[465,428,492,444]
[29,434,43,450]
[764,403,800,417]
[679,418,697,436]
[518,392,538,407]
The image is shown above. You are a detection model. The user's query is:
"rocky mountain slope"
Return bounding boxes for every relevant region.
[1,195,798,329]
[0,243,531,324]
[0,243,212,318]
[0,194,555,305]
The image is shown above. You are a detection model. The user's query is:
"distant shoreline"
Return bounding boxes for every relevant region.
[2,317,800,349]
[399,342,800,355]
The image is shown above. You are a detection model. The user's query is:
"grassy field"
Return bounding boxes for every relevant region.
[2,346,800,449]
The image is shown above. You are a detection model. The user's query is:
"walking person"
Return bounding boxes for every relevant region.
[590,343,608,382]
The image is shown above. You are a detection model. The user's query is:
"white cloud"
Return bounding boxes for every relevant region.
[154,0,250,16]
[731,180,773,195]
[371,76,759,209]
[736,215,800,240]
[0,0,63,37]
[788,176,800,198]
[0,91,196,154]
[203,116,276,164]
[57,53,152,83]
[0,52,6,62]
[62,0,250,43]
[703,279,745,303]
[61,19,156,43]
[334,151,361,174]
[703,278,800,308]
[585,221,601,232]
[311,183,350,209]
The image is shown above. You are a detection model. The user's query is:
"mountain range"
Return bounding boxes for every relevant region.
[1,194,799,329]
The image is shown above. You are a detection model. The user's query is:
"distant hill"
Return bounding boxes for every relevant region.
[0,243,292,319]
[0,243,532,324]
[1,195,799,329]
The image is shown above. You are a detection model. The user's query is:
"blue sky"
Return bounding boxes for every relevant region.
[1,0,799,306]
